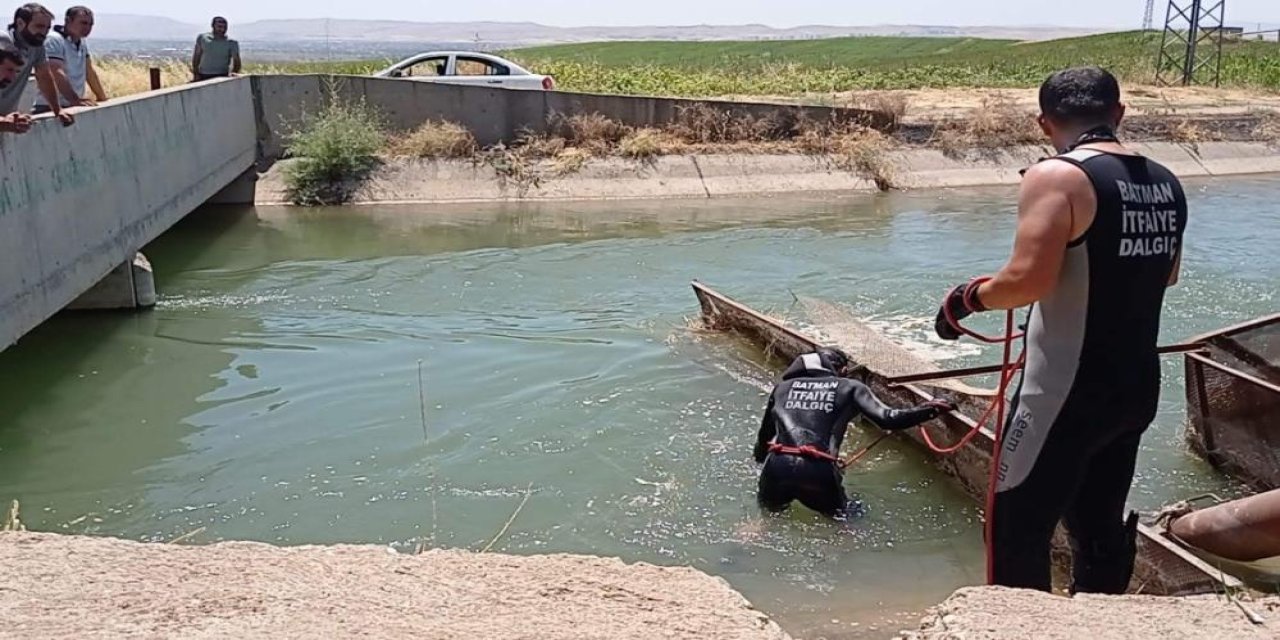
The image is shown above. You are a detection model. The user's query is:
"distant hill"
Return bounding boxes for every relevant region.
[92,15,1103,45]
[92,14,199,41]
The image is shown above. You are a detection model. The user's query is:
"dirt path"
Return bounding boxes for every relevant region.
[728,87,1280,122]
[0,532,790,640]
[897,586,1280,640]
[879,86,1280,122]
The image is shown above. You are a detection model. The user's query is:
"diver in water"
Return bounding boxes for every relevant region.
[753,347,955,517]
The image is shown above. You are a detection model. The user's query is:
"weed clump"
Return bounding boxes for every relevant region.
[931,96,1044,157]
[619,128,686,160]
[283,88,386,206]
[388,121,477,158]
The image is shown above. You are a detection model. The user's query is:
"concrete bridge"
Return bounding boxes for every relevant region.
[0,79,256,351]
[0,75,883,353]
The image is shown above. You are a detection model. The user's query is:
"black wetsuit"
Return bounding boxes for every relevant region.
[992,147,1188,593]
[754,353,945,517]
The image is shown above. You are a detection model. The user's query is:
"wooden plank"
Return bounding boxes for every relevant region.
[886,343,1208,387]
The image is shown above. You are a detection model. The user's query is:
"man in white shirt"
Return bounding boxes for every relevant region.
[32,5,106,114]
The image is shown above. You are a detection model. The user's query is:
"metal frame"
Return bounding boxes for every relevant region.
[1155,0,1228,87]
[1184,309,1280,493]
[1186,311,1280,344]
[1189,352,1280,397]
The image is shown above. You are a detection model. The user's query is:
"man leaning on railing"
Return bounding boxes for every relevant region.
[0,44,31,133]
[0,3,74,129]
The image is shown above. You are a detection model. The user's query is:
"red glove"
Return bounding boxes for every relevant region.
[934,278,990,341]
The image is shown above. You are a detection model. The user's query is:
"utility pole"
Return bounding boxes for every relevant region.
[1143,0,1157,31]
[1155,0,1227,87]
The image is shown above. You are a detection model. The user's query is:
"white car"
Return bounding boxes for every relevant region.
[373,52,556,91]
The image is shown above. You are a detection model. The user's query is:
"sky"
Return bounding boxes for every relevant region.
[79,0,1279,30]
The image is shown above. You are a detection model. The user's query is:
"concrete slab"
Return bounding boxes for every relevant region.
[1190,141,1280,175]
[695,154,869,195]
[255,142,1280,206]
[894,147,1050,188]
[1129,142,1208,176]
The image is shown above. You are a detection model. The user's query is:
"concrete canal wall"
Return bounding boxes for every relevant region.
[251,74,887,159]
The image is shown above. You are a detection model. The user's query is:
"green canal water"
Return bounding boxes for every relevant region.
[2,176,1277,637]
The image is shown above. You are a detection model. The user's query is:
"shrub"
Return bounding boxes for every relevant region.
[283,89,386,206]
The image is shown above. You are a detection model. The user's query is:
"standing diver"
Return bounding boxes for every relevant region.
[753,347,955,517]
[933,67,1187,594]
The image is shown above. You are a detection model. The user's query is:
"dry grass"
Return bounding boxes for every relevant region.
[791,121,900,190]
[478,143,545,195]
[619,128,686,160]
[515,130,570,158]
[851,92,910,128]
[479,139,596,194]
[1166,118,1221,154]
[555,113,632,153]
[794,124,841,155]
[1253,111,1280,144]
[931,96,1044,157]
[1169,118,1211,143]
[386,121,477,159]
[93,58,190,98]
[667,104,794,143]
[551,147,593,175]
[832,128,898,190]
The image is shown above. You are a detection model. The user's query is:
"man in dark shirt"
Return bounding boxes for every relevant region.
[755,347,953,517]
[934,67,1187,594]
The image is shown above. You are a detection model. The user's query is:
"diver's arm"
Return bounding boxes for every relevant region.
[754,396,778,463]
[851,381,952,431]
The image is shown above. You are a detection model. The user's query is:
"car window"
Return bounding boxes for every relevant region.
[399,56,448,77]
[453,57,509,76]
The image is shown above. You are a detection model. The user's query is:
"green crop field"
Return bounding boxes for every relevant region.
[502,32,1280,97]
[506,36,1018,69]
[106,31,1278,100]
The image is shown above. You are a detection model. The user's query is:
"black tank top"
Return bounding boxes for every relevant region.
[1023,148,1188,392]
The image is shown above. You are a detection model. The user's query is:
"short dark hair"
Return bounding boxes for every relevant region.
[1038,66,1122,126]
[13,2,53,26]
[65,6,92,21]
[212,16,228,24]
[0,46,24,65]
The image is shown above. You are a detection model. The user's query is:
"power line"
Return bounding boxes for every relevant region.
[1155,0,1227,87]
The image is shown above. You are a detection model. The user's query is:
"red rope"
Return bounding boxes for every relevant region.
[768,443,839,462]
[769,431,893,470]
[925,280,1026,585]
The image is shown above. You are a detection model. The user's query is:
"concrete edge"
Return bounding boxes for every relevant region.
[253,141,1280,206]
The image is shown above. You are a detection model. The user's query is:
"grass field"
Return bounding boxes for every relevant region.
[96,31,1280,100]
[503,32,1280,96]
[507,36,1019,68]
